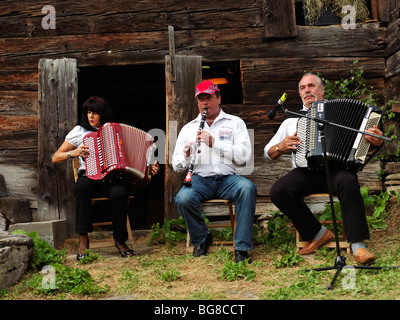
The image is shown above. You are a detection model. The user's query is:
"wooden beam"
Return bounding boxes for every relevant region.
[165,55,202,220]
[37,58,77,235]
[168,26,176,82]
[263,0,297,39]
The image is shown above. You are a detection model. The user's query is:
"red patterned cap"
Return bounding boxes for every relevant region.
[195,80,220,97]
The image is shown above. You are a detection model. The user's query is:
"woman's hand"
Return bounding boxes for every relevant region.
[150,161,160,175]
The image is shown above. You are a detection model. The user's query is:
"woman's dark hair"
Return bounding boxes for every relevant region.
[81,96,113,131]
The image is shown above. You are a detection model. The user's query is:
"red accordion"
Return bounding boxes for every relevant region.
[83,122,155,190]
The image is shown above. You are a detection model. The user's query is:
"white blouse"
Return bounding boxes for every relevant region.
[65,125,96,172]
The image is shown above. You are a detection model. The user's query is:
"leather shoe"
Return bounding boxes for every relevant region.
[193,232,213,257]
[354,248,376,265]
[235,250,251,263]
[298,229,334,255]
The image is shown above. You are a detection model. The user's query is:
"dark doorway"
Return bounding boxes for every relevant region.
[201,61,243,104]
[77,64,165,229]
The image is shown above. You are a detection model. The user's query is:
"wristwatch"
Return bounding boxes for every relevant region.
[67,151,72,159]
[275,145,281,153]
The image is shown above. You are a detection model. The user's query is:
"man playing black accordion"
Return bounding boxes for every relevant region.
[264,73,383,265]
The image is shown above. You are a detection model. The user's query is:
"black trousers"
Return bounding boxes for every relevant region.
[270,167,369,243]
[73,176,130,243]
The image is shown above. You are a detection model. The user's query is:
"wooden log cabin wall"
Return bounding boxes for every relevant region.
[0,0,399,238]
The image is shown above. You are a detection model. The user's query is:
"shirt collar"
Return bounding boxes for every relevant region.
[195,108,227,123]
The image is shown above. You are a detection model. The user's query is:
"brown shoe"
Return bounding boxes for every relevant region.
[354,248,376,265]
[298,229,334,255]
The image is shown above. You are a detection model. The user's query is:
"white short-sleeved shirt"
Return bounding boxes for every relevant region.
[65,125,96,172]
[172,109,252,177]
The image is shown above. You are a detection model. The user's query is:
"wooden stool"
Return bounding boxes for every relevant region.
[295,194,351,253]
[72,158,134,250]
[186,199,236,252]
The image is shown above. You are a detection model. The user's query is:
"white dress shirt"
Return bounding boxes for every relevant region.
[172,109,252,177]
[264,106,308,168]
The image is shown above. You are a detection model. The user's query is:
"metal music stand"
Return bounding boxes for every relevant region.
[276,103,397,290]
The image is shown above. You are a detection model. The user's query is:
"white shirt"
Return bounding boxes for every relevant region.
[264,107,308,168]
[172,109,252,177]
[65,125,96,172]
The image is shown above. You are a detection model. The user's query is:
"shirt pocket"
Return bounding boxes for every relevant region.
[218,126,233,143]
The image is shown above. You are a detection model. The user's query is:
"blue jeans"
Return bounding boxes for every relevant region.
[174,175,257,251]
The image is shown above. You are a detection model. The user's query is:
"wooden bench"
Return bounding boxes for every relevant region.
[186,199,236,252]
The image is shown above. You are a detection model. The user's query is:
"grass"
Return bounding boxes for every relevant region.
[1,198,400,301]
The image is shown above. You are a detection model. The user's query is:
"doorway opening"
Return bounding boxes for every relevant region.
[201,61,243,104]
[78,64,165,229]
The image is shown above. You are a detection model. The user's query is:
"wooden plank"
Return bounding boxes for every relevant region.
[0,90,38,114]
[377,0,392,22]
[0,0,263,38]
[387,51,400,79]
[0,24,387,70]
[37,58,77,235]
[165,55,202,220]
[241,57,386,107]
[0,70,38,91]
[263,0,296,39]
[386,7,400,57]
[385,74,400,112]
[241,57,386,82]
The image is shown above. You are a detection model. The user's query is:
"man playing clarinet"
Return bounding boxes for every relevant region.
[173,80,257,263]
[264,73,384,265]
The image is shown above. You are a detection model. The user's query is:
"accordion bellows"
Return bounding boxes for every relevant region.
[83,122,155,190]
[295,99,382,171]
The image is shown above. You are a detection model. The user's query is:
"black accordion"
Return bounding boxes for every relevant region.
[295,99,382,171]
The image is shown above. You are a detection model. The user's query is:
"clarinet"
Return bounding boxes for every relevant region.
[183,108,208,187]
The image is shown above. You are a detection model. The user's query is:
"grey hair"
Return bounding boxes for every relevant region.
[299,73,323,90]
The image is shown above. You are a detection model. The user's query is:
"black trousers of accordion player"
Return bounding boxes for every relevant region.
[74,175,130,245]
[270,166,370,243]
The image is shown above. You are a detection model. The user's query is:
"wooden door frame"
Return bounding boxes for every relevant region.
[38,58,77,236]
[165,55,202,220]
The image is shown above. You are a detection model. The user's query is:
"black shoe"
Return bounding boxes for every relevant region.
[115,241,136,257]
[193,232,213,257]
[235,250,251,263]
[76,238,90,261]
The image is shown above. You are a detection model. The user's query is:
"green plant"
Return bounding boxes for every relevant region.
[24,263,108,295]
[318,60,400,162]
[147,216,187,246]
[367,188,400,229]
[273,244,304,268]
[9,231,107,297]
[12,230,66,270]
[119,267,140,292]
[77,249,101,264]
[319,61,376,104]
[158,268,182,282]
[264,211,295,247]
[317,186,399,231]
[219,258,255,282]
[252,224,269,245]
